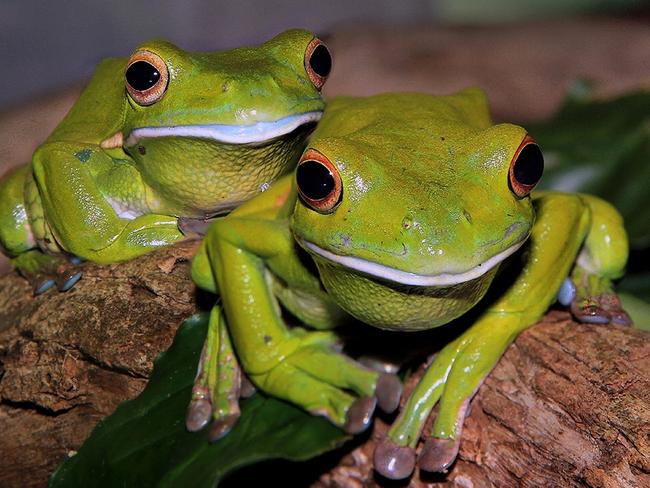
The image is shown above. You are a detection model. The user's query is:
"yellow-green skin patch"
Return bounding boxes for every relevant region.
[0,29,325,266]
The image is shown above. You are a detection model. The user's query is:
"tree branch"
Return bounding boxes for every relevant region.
[1,242,648,487]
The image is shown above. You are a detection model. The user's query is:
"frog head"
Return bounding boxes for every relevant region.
[291,90,544,331]
[116,29,330,217]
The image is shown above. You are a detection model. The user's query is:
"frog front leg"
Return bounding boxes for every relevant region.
[375,192,627,479]
[33,142,184,265]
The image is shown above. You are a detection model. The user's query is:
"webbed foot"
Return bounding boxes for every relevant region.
[375,316,516,479]
[247,332,401,433]
[564,268,632,326]
[186,307,242,439]
[12,250,84,294]
[374,440,416,480]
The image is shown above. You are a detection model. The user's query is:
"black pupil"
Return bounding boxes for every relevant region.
[126,61,160,91]
[514,143,544,186]
[309,44,332,78]
[297,160,335,201]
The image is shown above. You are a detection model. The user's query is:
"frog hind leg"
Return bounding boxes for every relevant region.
[186,305,244,440]
[375,192,594,479]
[1,164,83,294]
[210,216,401,434]
[567,194,631,326]
[0,164,45,289]
[0,164,36,257]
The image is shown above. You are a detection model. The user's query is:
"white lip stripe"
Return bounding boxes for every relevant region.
[302,239,527,286]
[124,111,322,146]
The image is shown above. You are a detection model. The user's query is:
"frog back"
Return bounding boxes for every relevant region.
[44,57,128,145]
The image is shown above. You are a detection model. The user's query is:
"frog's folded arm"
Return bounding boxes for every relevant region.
[32,141,184,264]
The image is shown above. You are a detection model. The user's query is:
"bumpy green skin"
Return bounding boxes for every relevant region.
[191,91,628,477]
[0,29,324,272]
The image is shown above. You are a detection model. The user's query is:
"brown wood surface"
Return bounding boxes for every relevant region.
[0,240,648,487]
[0,240,202,488]
[317,312,650,487]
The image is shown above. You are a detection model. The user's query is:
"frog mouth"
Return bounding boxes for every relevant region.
[124,111,323,146]
[300,239,526,287]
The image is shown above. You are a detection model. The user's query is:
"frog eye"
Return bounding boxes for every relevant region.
[296,149,342,213]
[509,135,544,198]
[304,38,332,90]
[125,50,169,106]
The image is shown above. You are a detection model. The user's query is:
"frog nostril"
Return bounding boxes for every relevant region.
[463,210,473,225]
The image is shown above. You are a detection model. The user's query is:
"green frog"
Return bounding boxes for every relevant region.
[0,29,331,292]
[189,90,630,478]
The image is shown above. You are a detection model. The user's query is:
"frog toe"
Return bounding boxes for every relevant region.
[186,396,212,432]
[343,396,376,434]
[556,277,576,306]
[373,440,416,480]
[33,276,56,295]
[610,309,632,326]
[571,301,611,324]
[571,293,631,326]
[418,437,460,473]
[56,268,83,292]
[178,217,212,236]
[375,373,402,414]
[208,413,240,442]
[239,373,257,398]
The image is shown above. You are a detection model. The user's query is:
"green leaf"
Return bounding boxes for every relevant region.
[50,313,348,488]
[529,90,650,247]
[619,292,650,332]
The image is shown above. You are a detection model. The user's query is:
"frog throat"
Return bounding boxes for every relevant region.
[300,238,527,287]
[124,111,322,146]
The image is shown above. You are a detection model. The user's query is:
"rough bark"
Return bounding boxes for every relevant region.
[1,242,648,487]
[317,312,650,487]
[0,240,202,488]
